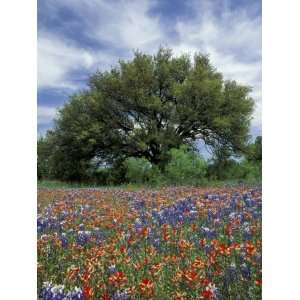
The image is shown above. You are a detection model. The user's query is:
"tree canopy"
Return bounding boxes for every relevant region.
[39,48,254,181]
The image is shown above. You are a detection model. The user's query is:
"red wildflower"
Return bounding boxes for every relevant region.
[120,244,127,254]
[200,289,213,299]
[225,223,233,236]
[100,294,110,300]
[139,278,154,294]
[201,278,211,286]
[245,241,256,256]
[83,286,93,300]
[200,238,207,247]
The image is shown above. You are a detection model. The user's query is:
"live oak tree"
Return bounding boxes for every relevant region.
[42,48,254,181]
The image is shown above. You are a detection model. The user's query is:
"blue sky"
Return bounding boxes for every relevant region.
[38,0,261,139]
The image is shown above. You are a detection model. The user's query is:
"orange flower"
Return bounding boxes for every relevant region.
[175,291,187,300]
[108,271,127,287]
[208,251,217,264]
[126,286,136,295]
[133,262,142,271]
[141,226,150,238]
[146,246,157,256]
[230,242,241,251]
[178,239,193,251]
[183,269,199,284]
[150,262,163,276]
[192,257,205,269]
[218,244,231,256]
[191,224,198,232]
[163,232,170,241]
[162,224,171,231]
[81,271,91,284]
[163,255,178,264]
[172,269,184,283]
[66,266,80,281]
[123,256,131,264]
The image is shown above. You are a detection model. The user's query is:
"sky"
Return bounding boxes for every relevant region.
[38,0,261,139]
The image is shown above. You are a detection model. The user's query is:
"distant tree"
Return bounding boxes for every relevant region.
[208,143,234,180]
[37,136,51,179]
[208,136,262,181]
[247,136,262,162]
[44,48,254,181]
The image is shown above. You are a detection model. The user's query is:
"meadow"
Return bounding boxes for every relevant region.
[37,186,261,299]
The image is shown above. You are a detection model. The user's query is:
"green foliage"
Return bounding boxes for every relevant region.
[41,48,254,182]
[165,145,208,185]
[123,157,163,185]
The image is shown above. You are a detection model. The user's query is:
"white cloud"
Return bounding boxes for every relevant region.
[38,31,114,89]
[37,106,57,125]
[171,0,262,129]
[52,0,163,52]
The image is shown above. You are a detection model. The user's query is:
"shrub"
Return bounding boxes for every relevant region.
[124,157,159,184]
[241,161,262,181]
[165,145,208,185]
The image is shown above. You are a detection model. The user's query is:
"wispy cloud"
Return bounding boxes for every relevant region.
[38,31,93,89]
[38,30,115,90]
[37,105,57,125]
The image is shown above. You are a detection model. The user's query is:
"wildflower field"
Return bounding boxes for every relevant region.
[37,186,262,300]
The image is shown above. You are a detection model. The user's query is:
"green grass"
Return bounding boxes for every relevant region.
[37,180,91,189]
[38,178,261,189]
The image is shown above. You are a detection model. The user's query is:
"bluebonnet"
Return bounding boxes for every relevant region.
[133,199,146,210]
[37,216,61,234]
[149,197,198,227]
[242,224,252,241]
[92,227,105,243]
[240,263,251,280]
[201,226,217,239]
[41,282,83,300]
[225,263,238,285]
[204,244,213,255]
[108,264,117,274]
[76,231,91,246]
[60,233,68,248]
[113,290,131,300]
